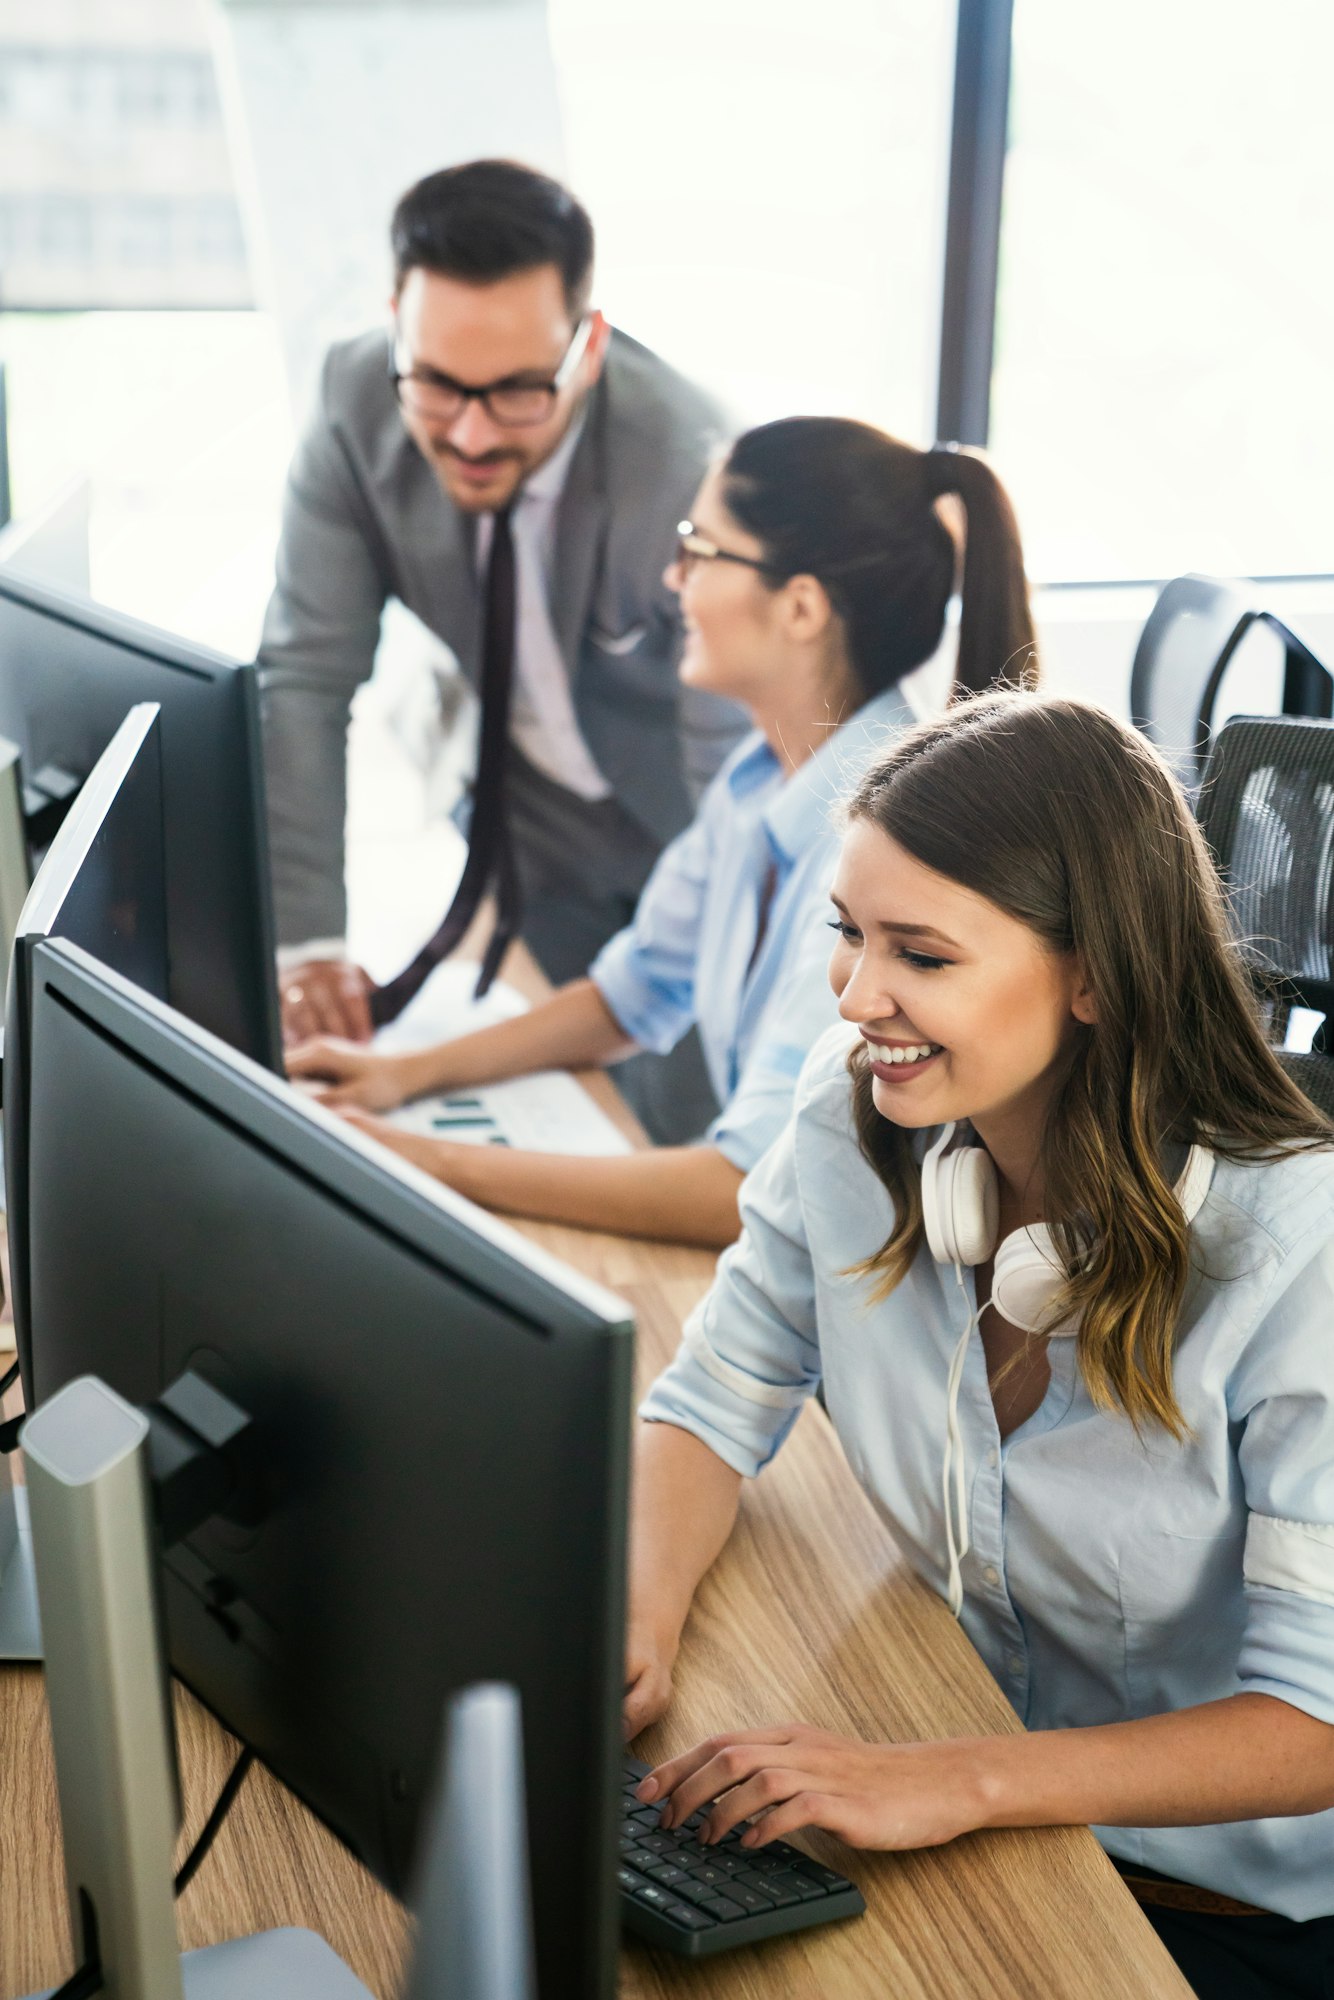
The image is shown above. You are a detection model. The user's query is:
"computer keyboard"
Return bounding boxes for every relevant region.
[619,1755,865,1957]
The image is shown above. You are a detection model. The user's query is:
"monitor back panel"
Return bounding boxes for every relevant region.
[0,574,279,1067]
[27,945,630,2000]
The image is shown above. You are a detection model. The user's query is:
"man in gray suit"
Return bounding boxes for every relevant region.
[262,158,741,1055]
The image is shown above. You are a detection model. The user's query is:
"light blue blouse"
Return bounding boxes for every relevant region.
[642,1022,1334,1920]
[590,687,915,1171]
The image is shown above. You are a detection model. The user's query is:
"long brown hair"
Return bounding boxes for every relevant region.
[845,692,1332,1436]
[720,419,1037,699]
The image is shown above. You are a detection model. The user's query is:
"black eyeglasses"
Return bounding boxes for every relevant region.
[673,521,776,578]
[389,316,593,428]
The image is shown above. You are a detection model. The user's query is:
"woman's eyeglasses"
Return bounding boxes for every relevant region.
[673,522,776,579]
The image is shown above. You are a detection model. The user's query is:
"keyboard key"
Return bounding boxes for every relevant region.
[618,1865,654,1895]
[642,1861,690,1887]
[664,1901,714,1931]
[699,1893,747,1921]
[737,1870,800,1906]
[629,1808,662,1829]
[733,1849,779,1872]
[634,1832,675,1856]
[683,1860,731,1888]
[708,1853,750,1876]
[674,1878,720,1908]
[725,1883,779,1915]
[635,1884,676,1912]
[791,1859,848,1891]
[763,1870,827,1902]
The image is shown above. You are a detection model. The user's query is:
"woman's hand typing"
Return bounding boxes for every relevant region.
[635,1725,988,1852]
[286,1038,432,1111]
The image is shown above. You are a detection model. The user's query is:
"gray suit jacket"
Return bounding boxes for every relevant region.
[258,325,742,944]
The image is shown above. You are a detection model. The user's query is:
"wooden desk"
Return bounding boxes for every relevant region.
[0,965,1189,1999]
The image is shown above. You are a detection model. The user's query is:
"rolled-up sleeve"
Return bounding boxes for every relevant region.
[1233,1234,1334,1723]
[589,798,716,1052]
[640,1113,823,1476]
[708,893,840,1173]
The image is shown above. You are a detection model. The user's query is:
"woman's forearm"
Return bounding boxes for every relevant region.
[631,1421,744,1649]
[398,978,635,1099]
[972,1692,1334,1831]
[443,1139,745,1248]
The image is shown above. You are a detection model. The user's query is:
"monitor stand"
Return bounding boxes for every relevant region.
[32,1928,372,1999]
[18,1376,373,2000]
[0,1466,42,1660]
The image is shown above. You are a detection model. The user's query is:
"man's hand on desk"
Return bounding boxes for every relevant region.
[280,959,375,1046]
[635,1725,986,1854]
[286,1037,424,1111]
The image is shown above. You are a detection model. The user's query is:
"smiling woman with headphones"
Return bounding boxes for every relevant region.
[625,693,1334,2000]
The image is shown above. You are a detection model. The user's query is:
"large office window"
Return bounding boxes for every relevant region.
[551,0,956,442]
[988,0,1334,583]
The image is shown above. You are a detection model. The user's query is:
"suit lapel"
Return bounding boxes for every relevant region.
[551,376,610,678]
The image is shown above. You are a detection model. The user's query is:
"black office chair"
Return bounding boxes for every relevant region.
[1195,714,1334,1117]
[1130,575,1333,788]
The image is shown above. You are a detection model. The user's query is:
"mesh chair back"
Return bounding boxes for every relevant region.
[1196,715,1334,1019]
[1130,575,1253,783]
[1131,575,1334,787]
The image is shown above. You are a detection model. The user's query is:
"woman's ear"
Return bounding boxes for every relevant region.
[778,572,835,646]
[1071,958,1099,1026]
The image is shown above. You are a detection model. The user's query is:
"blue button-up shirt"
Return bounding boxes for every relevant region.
[642,1022,1334,1920]
[590,688,915,1171]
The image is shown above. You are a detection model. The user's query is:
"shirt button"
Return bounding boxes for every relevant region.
[1007,1654,1024,1676]
[983,1564,1000,1587]
[987,1449,999,1469]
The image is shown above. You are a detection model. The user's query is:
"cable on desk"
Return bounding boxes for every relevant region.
[174,1745,255,1897]
[0,1411,22,1454]
[48,1961,102,1999]
[0,1357,19,1399]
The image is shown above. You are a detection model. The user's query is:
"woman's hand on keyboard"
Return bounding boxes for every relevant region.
[635,1724,989,1852]
[286,1037,423,1111]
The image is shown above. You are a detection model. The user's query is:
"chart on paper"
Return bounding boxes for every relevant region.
[373,959,632,1157]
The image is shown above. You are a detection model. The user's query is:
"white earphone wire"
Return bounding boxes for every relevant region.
[942,1259,989,1619]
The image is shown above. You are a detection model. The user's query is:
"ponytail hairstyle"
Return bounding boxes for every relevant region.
[844,692,1332,1437]
[719,417,1038,701]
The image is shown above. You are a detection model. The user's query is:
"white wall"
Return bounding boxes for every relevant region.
[208,0,566,417]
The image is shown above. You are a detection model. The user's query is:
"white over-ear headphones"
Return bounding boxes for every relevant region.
[921,1122,1215,1338]
[921,1121,1215,1618]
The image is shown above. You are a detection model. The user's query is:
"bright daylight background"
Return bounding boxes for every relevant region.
[1,0,1332,961]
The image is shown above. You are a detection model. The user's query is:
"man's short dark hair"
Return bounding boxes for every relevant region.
[391,159,595,318]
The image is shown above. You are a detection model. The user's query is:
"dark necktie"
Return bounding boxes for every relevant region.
[370,504,521,1026]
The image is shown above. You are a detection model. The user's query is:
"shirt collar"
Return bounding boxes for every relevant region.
[761,683,919,865]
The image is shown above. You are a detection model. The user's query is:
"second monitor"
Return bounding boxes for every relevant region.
[23,936,632,2000]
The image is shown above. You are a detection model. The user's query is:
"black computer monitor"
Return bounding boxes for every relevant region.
[0,569,280,1069]
[4,703,170,1392]
[24,937,631,2000]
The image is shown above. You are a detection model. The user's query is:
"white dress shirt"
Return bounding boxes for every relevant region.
[475,415,612,802]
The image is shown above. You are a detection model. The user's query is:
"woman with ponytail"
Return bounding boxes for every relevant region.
[289,418,1035,1247]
